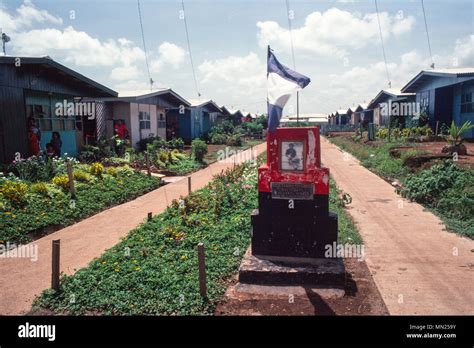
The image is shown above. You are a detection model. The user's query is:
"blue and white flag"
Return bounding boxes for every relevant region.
[267,46,311,132]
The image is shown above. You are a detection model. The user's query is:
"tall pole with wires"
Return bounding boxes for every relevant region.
[421,0,435,69]
[375,0,391,89]
[375,0,393,141]
[137,0,153,91]
[181,0,201,100]
[285,0,299,126]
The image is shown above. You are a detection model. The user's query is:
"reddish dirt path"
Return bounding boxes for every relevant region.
[0,143,265,315]
[321,137,474,315]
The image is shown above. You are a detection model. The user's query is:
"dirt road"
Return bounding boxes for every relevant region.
[320,137,474,315]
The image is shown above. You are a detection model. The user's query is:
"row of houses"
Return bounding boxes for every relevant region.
[328,68,474,138]
[0,56,259,163]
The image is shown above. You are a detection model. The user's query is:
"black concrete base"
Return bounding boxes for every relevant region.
[238,248,346,288]
[251,208,338,258]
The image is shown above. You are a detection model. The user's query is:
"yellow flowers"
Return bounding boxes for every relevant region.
[52,175,70,190]
[134,267,141,271]
[0,181,28,204]
[90,162,105,178]
[180,255,188,260]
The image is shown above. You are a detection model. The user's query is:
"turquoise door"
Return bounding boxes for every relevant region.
[26,91,78,157]
[40,131,77,157]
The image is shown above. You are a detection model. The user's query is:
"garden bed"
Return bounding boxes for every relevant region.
[0,159,161,244]
[33,156,361,315]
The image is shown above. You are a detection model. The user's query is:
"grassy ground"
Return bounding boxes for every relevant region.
[328,135,474,238]
[33,155,361,315]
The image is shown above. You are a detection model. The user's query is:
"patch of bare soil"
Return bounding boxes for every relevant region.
[215,258,389,316]
[413,142,474,168]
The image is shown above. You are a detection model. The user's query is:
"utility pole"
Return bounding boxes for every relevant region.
[296,92,299,126]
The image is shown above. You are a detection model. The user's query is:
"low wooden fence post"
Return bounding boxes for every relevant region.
[51,240,60,291]
[188,176,192,195]
[66,162,75,198]
[145,152,151,176]
[197,243,207,299]
[147,212,152,221]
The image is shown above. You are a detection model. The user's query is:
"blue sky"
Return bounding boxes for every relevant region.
[1,0,473,114]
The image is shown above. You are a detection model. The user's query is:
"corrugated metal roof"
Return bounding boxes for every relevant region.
[0,56,117,97]
[401,68,474,92]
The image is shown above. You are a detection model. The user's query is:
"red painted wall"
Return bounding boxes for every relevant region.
[258,127,330,195]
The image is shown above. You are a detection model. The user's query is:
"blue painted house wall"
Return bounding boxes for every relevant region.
[168,106,214,143]
[410,75,474,138]
[453,81,474,138]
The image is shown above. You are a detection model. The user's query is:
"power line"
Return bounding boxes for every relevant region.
[421,0,435,69]
[181,0,200,99]
[285,0,296,69]
[137,0,153,90]
[374,0,391,88]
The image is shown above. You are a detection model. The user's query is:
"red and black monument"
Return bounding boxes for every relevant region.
[236,47,345,290]
[238,126,345,288]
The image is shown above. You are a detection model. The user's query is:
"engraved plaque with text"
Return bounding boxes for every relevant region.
[271,182,314,200]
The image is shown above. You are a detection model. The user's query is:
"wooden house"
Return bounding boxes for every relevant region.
[367,89,415,127]
[401,68,474,137]
[0,56,117,163]
[167,99,221,143]
[95,89,189,149]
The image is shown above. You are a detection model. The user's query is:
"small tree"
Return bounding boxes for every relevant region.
[442,121,474,156]
[191,139,208,162]
[447,120,474,147]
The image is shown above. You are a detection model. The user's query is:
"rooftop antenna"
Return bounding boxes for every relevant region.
[1,31,11,55]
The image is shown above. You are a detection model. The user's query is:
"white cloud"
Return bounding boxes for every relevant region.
[257,8,415,57]
[198,52,267,110]
[199,52,266,91]
[452,34,474,67]
[111,65,141,81]
[150,41,186,72]
[12,27,146,68]
[0,0,62,33]
[323,34,474,111]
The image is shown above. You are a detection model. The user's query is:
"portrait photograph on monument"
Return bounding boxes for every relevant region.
[281,140,304,171]
[0,0,472,346]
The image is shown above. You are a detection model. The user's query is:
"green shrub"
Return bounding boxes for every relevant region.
[226,134,243,147]
[376,128,388,139]
[0,181,28,204]
[191,139,208,162]
[73,170,92,182]
[30,182,49,195]
[52,175,70,190]
[105,167,117,177]
[210,133,228,144]
[167,138,185,150]
[90,163,105,178]
[400,161,463,204]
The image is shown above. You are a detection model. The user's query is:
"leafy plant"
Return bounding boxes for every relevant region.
[30,182,49,196]
[52,175,70,190]
[447,121,474,146]
[90,163,105,178]
[191,139,208,162]
[0,180,28,205]
[73,170,92,182]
